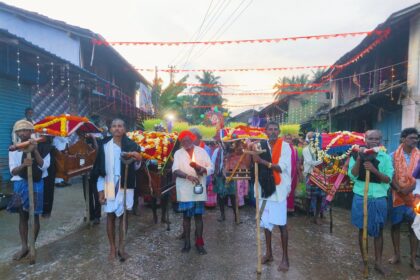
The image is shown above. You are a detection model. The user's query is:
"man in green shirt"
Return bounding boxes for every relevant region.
[349,130,394,275]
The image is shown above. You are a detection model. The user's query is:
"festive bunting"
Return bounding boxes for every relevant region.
[185,89,328,96]
[92,30,387,46]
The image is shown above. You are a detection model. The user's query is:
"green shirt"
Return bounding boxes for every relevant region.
[348,150,394,198]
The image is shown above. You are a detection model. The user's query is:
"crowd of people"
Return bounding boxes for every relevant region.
[6,110,420,275]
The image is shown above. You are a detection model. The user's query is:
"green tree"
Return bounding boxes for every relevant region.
[158,75,188,118]
[191,71,225,123]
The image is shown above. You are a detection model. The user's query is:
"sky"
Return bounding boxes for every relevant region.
[4,0,419,115]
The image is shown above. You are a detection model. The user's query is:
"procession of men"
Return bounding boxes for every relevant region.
[6,109,420,279]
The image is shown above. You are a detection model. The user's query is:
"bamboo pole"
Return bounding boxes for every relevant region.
[254,162,262,274]
[83,174,90,224]
[26,152,36,265]
[363,170,370,278]
[120,163,129,260]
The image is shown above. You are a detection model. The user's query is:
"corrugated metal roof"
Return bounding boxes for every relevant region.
[0,1,150,86]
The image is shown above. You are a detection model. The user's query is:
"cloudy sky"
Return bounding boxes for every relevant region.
[4,0,419,114]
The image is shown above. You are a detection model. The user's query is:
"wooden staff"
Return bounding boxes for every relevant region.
[226,154,245,224]
[363,170,370,278]
[26,152,36,265]
[254,161,262,274]
[244,149,264,274]
[83,174,90,224]
[120,162,129,260]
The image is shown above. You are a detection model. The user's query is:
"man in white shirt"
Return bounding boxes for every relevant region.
[95,118,142,262]
[172,130,213,255]
[8,120,50,260]
[252,121,291,272]
[302,132,324,224]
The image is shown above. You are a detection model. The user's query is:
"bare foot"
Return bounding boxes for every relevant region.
[12,248,29,261]
[118,250,130,262]
[374,262,390,276]
[411,260,420,271]
[277,260,289,272]
[108,251,117,262]
[313,218,322,225]
[177,232,185,240]
[261,255,273,264]
[388,255,400,264]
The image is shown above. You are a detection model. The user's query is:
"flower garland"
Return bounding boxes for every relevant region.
[34,115,90,137]
[222,125,268,141]
[127,131,178,165]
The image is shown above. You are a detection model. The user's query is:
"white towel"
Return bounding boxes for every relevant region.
[104,139,116,199]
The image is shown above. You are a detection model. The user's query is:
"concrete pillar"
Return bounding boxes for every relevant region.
[402,14,420,129]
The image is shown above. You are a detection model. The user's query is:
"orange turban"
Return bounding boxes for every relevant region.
[178,130,197,142]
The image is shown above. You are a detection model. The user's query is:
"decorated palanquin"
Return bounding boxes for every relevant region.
[55,140,97,181]
[127,131,178,198]
[126,131,178,165]
[219,126,264,180]
[221,125,268,142]
[308,131,366,201]
[34,115,100,181]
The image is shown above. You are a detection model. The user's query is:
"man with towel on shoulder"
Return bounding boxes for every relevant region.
[252,121,292,272]
[94,118,142,261]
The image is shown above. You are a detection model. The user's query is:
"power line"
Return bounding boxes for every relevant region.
[182,0,232,67]
[190,0,254,62]
[170,0,216,65]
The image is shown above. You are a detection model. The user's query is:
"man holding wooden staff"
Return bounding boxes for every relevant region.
[8,120,51,260]
[95,118,142,261]
[252,121,291,272]
[349,130,393,276]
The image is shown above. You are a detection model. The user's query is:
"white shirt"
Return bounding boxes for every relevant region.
[97,142,121,192]
[96,142,141,192]
[9,150,50,181]
[302,145,322,176]
[256,140,292,203]
[53,137,69,151]
[211,147,223,173]
[172,146,214,202]
[414,179,420,196]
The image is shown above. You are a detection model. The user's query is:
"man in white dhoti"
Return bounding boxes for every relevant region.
[95,119,142,261]
[252,121,291,272]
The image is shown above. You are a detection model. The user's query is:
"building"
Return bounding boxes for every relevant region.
[317,3,420,152]
[0,2,152,181]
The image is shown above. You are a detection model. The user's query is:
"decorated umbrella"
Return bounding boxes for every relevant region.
[221,125,268,142]
[34,114,100,137]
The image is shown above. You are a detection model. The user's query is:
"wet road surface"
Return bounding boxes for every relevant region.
[1,205,420,280]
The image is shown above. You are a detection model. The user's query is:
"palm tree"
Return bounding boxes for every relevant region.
[158,75,188,117]
[191,71,224,123]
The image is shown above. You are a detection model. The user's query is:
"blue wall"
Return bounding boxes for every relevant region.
[374,109,402,153]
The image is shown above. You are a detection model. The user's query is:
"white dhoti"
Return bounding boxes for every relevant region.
[260,199,287,231]
[104,187,134,217]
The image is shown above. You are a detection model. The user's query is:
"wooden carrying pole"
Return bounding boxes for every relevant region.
[363,170,370,278]
[26,152,36,265]
[254,162,262,274]
[121,163,129,260]
[226,153,245,224]
[83,174,90,224]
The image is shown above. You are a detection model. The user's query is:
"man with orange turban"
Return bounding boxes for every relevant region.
[172,130,213,255]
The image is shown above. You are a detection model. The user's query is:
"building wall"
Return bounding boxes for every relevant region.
[0,78,31,181]
[402,14,420,129]
[0,11,80,65]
